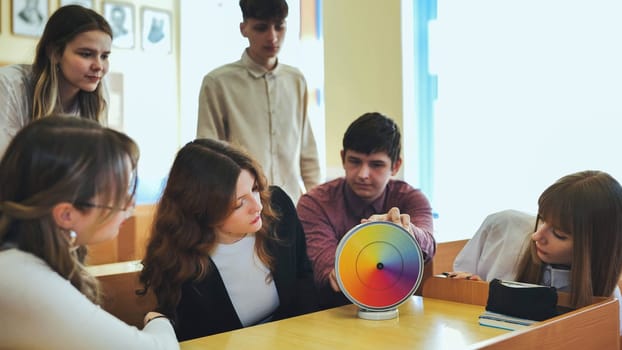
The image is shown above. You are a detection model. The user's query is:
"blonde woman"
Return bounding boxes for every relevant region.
[0,5,111,156]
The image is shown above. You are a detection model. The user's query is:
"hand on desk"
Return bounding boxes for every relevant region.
[361,207,413,236]
[442,271,482,281]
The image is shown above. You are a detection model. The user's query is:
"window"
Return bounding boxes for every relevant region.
[406,0,622,241]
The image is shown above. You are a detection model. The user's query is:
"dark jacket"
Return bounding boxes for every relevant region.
[175,186,318,341]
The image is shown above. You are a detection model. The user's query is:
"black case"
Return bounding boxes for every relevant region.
[486,278,558,321]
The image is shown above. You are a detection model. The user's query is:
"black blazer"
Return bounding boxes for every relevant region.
[175,186,318,341]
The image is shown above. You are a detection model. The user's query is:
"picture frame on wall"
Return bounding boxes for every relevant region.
[141,8,171,54]
[12,0,48,37]
[59,0,94,9]
[103,2,134,49]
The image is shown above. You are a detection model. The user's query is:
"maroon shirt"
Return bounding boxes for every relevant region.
[297,177,436,287]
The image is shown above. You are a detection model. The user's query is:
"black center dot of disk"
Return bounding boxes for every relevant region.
[376,262,384,270]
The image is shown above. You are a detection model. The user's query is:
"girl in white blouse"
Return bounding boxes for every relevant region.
[0,116,179,349]
[452,171,622,330]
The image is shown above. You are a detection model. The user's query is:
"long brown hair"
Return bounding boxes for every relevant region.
[0,115,138,303]
[140,139,278,317]
[31,5,112,122]
[516,170,622,308]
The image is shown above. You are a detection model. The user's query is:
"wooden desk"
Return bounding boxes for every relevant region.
[433,239,469,275]
[180,277,620,349]
[180,296,507,350]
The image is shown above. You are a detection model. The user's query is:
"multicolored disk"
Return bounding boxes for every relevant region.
[335,221,424,311]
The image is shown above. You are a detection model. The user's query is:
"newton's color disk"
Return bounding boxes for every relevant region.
[335,221,424,312]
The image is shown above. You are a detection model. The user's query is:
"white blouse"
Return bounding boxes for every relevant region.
[0,248,179,349]
[211,235,280,326]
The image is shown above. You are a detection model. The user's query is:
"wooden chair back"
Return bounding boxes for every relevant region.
[87,261,157,329]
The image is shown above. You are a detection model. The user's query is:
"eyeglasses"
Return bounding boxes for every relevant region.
[74,170,138,218]
[74,201,136,218]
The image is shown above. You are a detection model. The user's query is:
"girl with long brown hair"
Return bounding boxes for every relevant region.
[452,170,622,329]
[140,139,317,341]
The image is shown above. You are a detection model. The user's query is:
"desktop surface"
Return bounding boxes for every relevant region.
[180,296,507,349]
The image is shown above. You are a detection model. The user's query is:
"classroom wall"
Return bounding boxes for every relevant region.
[0,1,37,64]
[0,0,405,188]
[322,0,405,177]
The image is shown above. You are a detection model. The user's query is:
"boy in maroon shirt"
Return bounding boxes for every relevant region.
[297,112,436,308]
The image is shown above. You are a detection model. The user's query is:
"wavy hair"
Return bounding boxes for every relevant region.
[31,5,112,123]
[516,170,622,308]
[0,115,138,303]
[140,138,278,317]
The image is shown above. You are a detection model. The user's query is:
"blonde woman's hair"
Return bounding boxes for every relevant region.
[31,5,112,123]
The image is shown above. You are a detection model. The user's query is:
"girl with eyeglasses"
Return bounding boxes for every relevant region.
[0,116,179,349]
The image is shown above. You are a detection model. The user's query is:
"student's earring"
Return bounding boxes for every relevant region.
[69,230,77,246]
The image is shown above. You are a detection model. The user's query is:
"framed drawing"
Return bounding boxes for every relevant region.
[141,8,171,54]
[59,0,94,9]
[103,2,134,49]
[12,0,48,37]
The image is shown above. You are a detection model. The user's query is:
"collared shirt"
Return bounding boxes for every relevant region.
[297,177,436,287]
[454,209,536,281]
[454,210,585,290]
[196,50,321,202]
[541,264,570,291]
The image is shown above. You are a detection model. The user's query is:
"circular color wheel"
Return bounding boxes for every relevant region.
[335,221,424,311]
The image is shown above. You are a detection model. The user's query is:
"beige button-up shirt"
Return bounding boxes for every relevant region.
[197,50,320,202]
